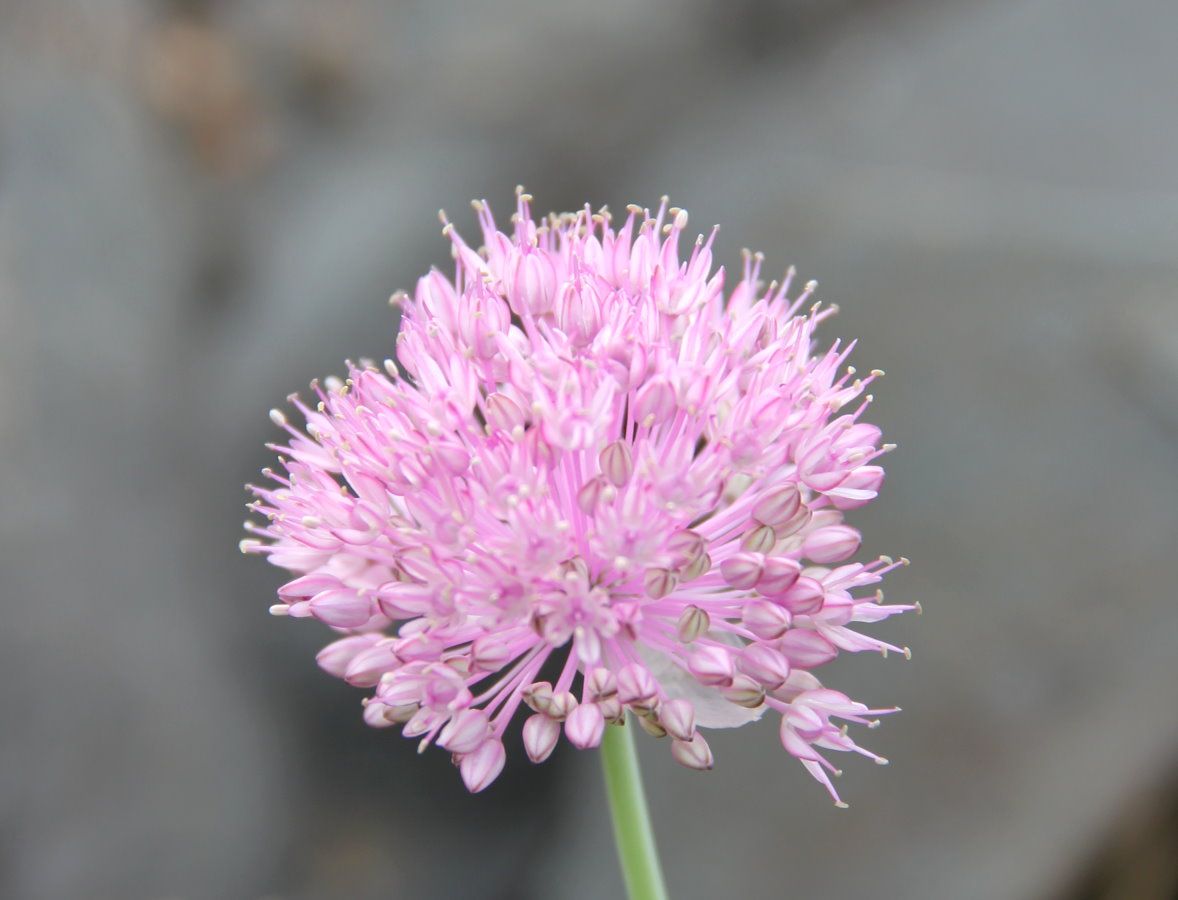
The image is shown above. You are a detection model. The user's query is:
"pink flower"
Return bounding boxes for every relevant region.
[244,191,914,802]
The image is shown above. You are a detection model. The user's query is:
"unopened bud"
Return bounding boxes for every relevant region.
[742,599,792,640]
[471,636,513,672]
[671,732,714,770]
[485,392,526,432]
[565,702,606,749]
[802,525,862,563]
[381,702,421,724]
[720,552,764,590]
[637,711,668,738]
[687,645,735,687]
[437,708,491,754]
[757,556,802,595]
[666,529,706,568]
[633,376,676,425]
[577,476,608,515]
[644,567,678,599]
[586,667,617,701]
[522,713,560,763]
[775,503,812,537]
[737,643,791,689]
[680,551,712,582]
[752,483,802,527]
[741,523,777,554]
[599,440,633,487]
[459,739,506,793]
[722,675,766,708]
[658,698,696,741]
[522,681,554,715]
[548,690,578,721]
[617,663,658,710]
[598,695,624,723]
[676,605,710,643]
[777,577,824,615]
[316,634,382,679]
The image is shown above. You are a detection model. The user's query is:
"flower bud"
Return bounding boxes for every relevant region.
[776,576,825,615]
[599,440,633,487]
[644,567,678,599]
[737,643,791,689]
[308,588,372,628]
[438,708,491,754]
[741,523,777,553]
[687,645,735,687]
[778,629,839,668]
[586,667,617,701]
[598,695,624,723]
[343,640,400,687]
[393,632,444,662]
[522,681,554,715]
[757,556,802,595]
[722,675,766,708]
[617,663,658,709]
[484,392,527,432]
[565,702,606,749]
[666,529,706,568]
[362,701,398,729]
[680,551,712,583]
[459,739,506,793]
[633,376,676,425]
[752,483,802,527]
[522,713,561,763]
[577,475,608,515]
[637,711,668,738]
[471,635,514,672]
[676,605,710,643]
[720,552,764,590]
[316,634,382,679]
[547,690,578,721]
[671,732,714,770]
[658,698,696,741]
[513,251,557,315]
[802,525,861,563]
[742,599,792,640]
[775,503,812,538]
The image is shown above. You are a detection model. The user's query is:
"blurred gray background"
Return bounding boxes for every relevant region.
[2,1,1177,898]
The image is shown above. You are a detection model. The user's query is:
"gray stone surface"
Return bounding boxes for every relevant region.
[2,1,1176,898]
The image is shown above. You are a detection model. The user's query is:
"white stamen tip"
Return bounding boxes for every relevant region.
[268,604,289,616]
[269,409,287,427]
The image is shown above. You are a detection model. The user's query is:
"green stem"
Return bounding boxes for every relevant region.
[601,719,669,900]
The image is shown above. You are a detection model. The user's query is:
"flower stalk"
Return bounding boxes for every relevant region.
[601,720,668,900]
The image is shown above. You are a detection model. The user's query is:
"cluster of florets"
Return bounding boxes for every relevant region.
[244,190,913,801]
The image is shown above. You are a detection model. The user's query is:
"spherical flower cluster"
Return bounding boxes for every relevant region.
[244,191,914,802]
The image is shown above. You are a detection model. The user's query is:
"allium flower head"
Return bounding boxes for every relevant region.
[244,190,914,802]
